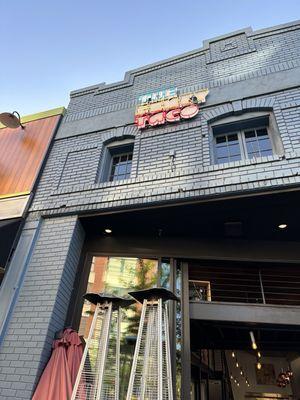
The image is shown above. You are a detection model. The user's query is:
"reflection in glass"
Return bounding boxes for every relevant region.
[244,127,273,158]
[215,133,241,163]
[78,256,165,399]
[161,259,171,289]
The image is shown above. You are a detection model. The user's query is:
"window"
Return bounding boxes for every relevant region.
[99,140,134,182]
[109,151,132,181]
[212,115,277,164]
[215,132,241,163]
[76,256,171,399]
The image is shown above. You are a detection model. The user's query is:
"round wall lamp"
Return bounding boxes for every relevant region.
[0,111,25,129]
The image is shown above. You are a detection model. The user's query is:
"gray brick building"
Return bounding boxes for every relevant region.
[1,20,300,400]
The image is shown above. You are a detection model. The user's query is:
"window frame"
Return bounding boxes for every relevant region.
[214,130,245,164]
[108,149,133,182]
[213,121,276,164]
[98,139,134,183]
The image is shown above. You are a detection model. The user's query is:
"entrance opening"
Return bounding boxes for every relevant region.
[190,321,300,400]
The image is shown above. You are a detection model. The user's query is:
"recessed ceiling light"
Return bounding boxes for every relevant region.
[104,228,112,234]
[278,224,287,229]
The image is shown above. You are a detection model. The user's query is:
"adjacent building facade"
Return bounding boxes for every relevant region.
[0,108,64,348]
[1,21,300,399]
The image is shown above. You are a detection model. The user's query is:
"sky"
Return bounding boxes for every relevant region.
[0,0,300,116]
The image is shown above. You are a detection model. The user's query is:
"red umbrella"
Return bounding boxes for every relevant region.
[63,328,84,386]
[32,337,72,400]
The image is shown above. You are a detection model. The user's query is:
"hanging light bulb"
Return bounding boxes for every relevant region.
[240,370,244,376]
[231,351,235,358]
[257,362,262,370]
[236,360,239,368]
[250,331,257,350]
[230,374,233,380]
[257,351,261,358]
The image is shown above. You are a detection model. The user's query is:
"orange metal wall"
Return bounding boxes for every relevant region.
[0,115,60,196]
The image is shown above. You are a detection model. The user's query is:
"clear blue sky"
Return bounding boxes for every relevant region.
[1,0,299,116]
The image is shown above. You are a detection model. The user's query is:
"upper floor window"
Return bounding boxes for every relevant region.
[99,139,134,183]
[212,113,281,164]
[109,150,133,181]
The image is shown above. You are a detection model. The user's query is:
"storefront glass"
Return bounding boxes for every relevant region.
[78,256,171,399]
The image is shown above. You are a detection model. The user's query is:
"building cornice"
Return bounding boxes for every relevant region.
[69,20,300,99]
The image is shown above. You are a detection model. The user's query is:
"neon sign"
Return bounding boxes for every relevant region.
[134,88,209,129]
[138,88,177,104]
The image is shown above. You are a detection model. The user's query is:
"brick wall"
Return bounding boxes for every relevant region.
[0,216,85,399]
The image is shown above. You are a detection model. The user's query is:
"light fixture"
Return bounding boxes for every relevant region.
[0,111,25,129]
[104,228,112,234]
[250,331,257,350]
[257,362,262,370]
[278,223,287,229]
[236,361,239,368]
[231,351,235,358]
[257,351,261,358]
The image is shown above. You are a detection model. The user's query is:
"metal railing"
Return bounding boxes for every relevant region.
[189,264,300,306]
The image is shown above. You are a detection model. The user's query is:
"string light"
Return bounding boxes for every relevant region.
[250,331,257,350]
[257,362,262,370]
[231,351,250,387]
[257,351,261,358]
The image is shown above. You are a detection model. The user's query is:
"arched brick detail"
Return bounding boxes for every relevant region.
[203,97,275,124]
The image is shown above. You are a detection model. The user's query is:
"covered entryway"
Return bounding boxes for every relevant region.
[190,320,300,400]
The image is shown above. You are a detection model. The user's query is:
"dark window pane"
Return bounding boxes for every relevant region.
[112,156,119,165]
[120,154,127,162]
[227,134,238,142]
[216,136,226,144]
[244,130,256,138]
[256,128,268,137]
